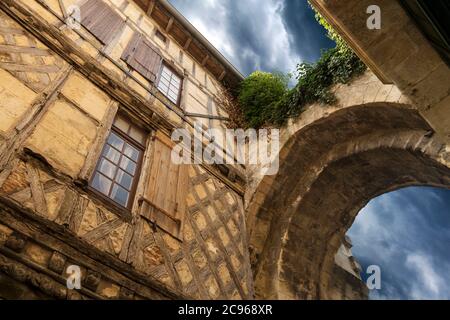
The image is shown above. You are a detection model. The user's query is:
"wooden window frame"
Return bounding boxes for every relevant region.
[88,115,146,212]
[156,62,184,106]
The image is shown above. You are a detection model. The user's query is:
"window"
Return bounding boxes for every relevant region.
[80,0,124,45]
[158,64,182,104]
[155,29,167,43]
[90,115,146,209]
[121,33,162,83]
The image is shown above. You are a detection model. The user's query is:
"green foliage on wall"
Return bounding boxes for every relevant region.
[237,71,289,128]
[237,3,367,128]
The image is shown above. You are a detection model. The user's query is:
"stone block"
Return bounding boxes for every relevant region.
[83,270,101,291]
[48,251,67,274]
[205,276,220,299]
[97,280,120,299]
[23,242,52,266]
[192,249,207,269]
[175,261,193,286]
[0,224,13,246]
[217,263,231,285]
[5,232,27,253]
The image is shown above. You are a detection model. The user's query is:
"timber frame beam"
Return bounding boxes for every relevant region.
[0,195,187,299]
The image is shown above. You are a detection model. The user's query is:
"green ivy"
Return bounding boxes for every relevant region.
[237,3,367,128]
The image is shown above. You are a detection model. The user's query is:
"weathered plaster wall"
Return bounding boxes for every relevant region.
[0,1,253,300]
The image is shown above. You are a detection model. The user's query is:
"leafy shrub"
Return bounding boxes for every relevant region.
[236,3,367,128]
[238,71,289,128]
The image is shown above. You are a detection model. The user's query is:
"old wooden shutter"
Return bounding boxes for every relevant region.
[80,0,124,45]
[140,131,189,240]
[121,33,162,83]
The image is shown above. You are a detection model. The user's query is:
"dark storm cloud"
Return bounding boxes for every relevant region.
[168,0,334,76]
[280,0,334,62]
[348,187,450,299]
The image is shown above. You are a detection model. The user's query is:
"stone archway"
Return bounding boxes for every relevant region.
[245,72,450,299]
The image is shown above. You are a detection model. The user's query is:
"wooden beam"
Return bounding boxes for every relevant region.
[218,70,226,81]
[183,37,192,50]
[146,0,155,15]
[201,54,209,66]
[166,17,174,32]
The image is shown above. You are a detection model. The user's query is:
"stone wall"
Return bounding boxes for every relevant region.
[245,69,450,299]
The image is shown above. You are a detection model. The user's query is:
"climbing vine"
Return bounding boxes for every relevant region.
[236,3,367,128]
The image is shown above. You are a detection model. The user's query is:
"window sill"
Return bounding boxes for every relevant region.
[84,185,133,223]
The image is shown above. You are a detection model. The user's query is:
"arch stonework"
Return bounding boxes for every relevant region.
[245,70,450,299]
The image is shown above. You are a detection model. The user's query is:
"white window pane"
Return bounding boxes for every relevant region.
[110,184,129,207]
[169,95,178,104]
[103,145,121,164]
[123,143,139,161]
[92,173,112,195]
[158,83,169,94]
[159,77,170,88]
[171,75,181,85]
[168,91,179,101]
[169,86,179,95]
[162,67,171,78]
[98,158,117,179]
[107,132,124,151]
[115,169,133,190]
[120,156,137,175]
[161,72,171,82]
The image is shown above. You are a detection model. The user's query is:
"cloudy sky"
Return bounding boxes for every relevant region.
[349,187,450,300]
[168,0,450,300]
[168,0,334,76]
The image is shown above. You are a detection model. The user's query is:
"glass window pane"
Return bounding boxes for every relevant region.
[162,66,171,76]
[115,169,133,190]
[168,89,178,99]
[114,116,130,133]
[168,94,178,104]
[161,73,171,83]
[92,173,112,195]
[111,184,129,207]
[124,143,139,161]
[120,156,137,175]
[98,158,117,179]
[158,83,168,94]
[169,87,179,97]
[103,145,121,164]
[171,75,180,85]
[160,81,170,90]
[129,126,146,145]
[107,132,124,151]
[169,97,177,104]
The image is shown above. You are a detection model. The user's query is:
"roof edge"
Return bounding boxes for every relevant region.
[156,0,245,83]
